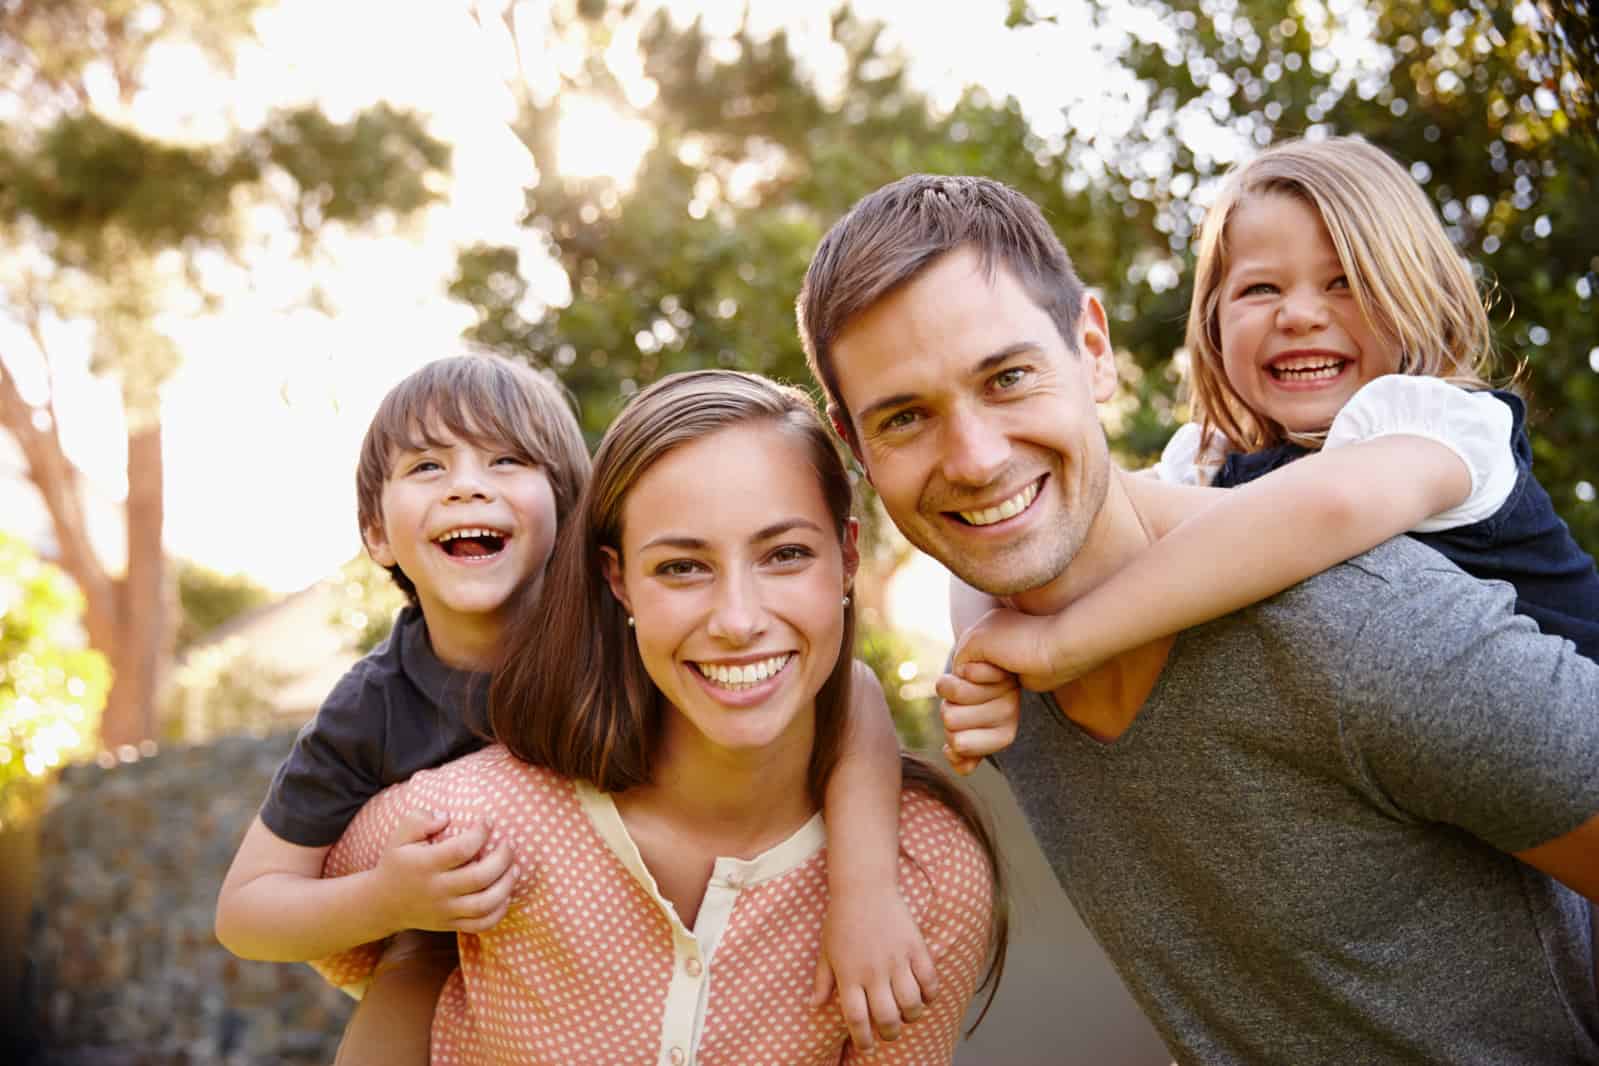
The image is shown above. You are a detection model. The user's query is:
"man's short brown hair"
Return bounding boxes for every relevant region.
[797,174,1087,450]
[355,353,591,604]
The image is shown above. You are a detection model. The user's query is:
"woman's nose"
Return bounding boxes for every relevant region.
[706,573,767,645]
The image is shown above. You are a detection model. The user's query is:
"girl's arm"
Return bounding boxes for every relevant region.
[812,660,935,1053]
[215,800,513,962]
[955,434,1472,693]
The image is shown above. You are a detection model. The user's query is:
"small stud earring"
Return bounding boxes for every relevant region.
[626,615,636,628]
[841,594,851,609]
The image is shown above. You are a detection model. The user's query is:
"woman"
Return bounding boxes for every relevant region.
[316,370,1005,1064]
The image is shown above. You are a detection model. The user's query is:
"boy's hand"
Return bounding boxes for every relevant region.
[811,887,937,1052]
[372,808,516,936]
[954,604,1096,694]
[935,660,1019,774]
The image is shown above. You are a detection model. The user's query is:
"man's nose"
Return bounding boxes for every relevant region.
[939,407,1010,487]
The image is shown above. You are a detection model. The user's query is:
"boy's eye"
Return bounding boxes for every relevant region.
[406,458,441,475]
[879,408,922,433]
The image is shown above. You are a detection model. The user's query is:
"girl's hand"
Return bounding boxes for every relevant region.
[935,660,1019,774]
[953,604,1099,694]
[812,886,938,1052]
[372,809,517,935]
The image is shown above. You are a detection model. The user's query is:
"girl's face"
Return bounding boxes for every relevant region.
[603,423,858,764]
[1216,192,1401,436]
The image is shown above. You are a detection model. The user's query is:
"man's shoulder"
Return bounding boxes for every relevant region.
[1267,535,1506,620]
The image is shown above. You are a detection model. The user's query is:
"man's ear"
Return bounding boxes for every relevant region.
[1077,292,1120,403]
[363,524,396,568]
[827,404,870,483]
[600,546,631,615]
[841,517,861,588]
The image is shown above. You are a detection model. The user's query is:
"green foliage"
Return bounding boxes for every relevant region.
[161,636,292,744]
[855,619,938,750]
[0,533,110,829]
[175,560,272,654]
[454,1,1598,556]
[329,554,407,656]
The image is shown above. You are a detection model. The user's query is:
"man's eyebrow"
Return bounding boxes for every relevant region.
[857,342,1043,426]
[638,518,824,553]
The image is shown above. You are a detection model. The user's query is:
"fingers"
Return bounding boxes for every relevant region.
[953,658,1009,686]
[426,819,492,870]
[942,742,981,776]
[811,949,836,1008]
[448,863,517,933]
[390,807,448,847]
[889,959,926,1025]
[934,672,1011,708]
[908,943,939,1007]
[865,978,904,1044]
[440,835,514,898]
[838,984,874,1053]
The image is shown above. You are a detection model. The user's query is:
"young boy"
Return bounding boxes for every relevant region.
[214,353,931,1052]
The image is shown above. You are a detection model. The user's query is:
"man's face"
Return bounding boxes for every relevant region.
[831,247,1118,598]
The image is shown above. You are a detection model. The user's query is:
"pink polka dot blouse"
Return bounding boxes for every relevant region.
[313,745,995,1065]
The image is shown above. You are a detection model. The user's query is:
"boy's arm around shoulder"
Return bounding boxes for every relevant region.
[1325,546,1599,902]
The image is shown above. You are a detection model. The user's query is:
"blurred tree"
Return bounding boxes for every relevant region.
[447,0,1163,622]
[0,1,450,750]
[329,553,407,656]
[0,531,110,829]
[174,560,271,654]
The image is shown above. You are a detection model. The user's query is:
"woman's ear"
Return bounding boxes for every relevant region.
[841,517,861,588]
[600,546,632,615]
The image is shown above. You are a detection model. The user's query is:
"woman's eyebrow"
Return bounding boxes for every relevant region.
[753,518,824,541]
[638,518,824,554]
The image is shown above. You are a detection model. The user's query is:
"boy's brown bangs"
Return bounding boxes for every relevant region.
[382,383,546,467]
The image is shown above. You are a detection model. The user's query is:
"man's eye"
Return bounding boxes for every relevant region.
[880,409,921,432]
[992,367,1027,390]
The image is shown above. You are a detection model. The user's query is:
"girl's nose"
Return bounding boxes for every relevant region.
[1276,289,1329,332]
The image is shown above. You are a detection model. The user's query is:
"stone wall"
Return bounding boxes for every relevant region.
[22,732,353,1065]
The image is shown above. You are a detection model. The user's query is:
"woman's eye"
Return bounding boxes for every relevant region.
[656,559,704,578]
[768,544,814,566]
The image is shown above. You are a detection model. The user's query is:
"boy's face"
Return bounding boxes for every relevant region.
[365,430,559,637]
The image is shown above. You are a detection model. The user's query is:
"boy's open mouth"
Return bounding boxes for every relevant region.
[435,526,510,559]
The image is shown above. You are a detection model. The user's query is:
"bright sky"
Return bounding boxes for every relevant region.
[1,0,1234,645]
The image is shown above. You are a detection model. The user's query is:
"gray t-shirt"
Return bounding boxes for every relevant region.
[995,537,1599,1064]
[259,606,490,847]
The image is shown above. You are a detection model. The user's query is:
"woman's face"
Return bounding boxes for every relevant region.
[603,422,858,762]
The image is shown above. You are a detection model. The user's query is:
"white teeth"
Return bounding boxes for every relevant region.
[695,654,793,689]
[959,480,1040,527]
[436,527,508,542]
[1270,357,1345,380]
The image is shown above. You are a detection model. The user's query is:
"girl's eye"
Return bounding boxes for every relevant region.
[1241,282,1276,297]
[493,454,528,467]
[1328,275,1351,291]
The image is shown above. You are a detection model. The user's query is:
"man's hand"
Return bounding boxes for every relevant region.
[935,660,1020,774]
[954,604,1100,694]
[812,886,938,1052]
[371,809,516,935]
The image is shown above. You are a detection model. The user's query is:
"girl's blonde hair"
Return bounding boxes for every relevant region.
[1185,135,1496,452]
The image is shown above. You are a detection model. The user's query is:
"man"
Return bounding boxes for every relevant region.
[798,174,1599,1063]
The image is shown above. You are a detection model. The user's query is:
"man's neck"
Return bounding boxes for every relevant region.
[1009,468,1177,743]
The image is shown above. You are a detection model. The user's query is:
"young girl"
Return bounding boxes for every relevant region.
[942,135,1599,758]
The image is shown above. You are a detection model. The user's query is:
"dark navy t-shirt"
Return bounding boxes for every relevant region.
[259,606,492,847]
[1215,389,1599,661]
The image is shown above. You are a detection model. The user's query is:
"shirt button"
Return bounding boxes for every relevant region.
[724,872,744,889]
[685,957,702,977]
[669,1047,686,1066]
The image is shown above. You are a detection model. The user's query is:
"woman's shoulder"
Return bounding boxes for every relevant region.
[896,784,992,884]
[409,746,574,803]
